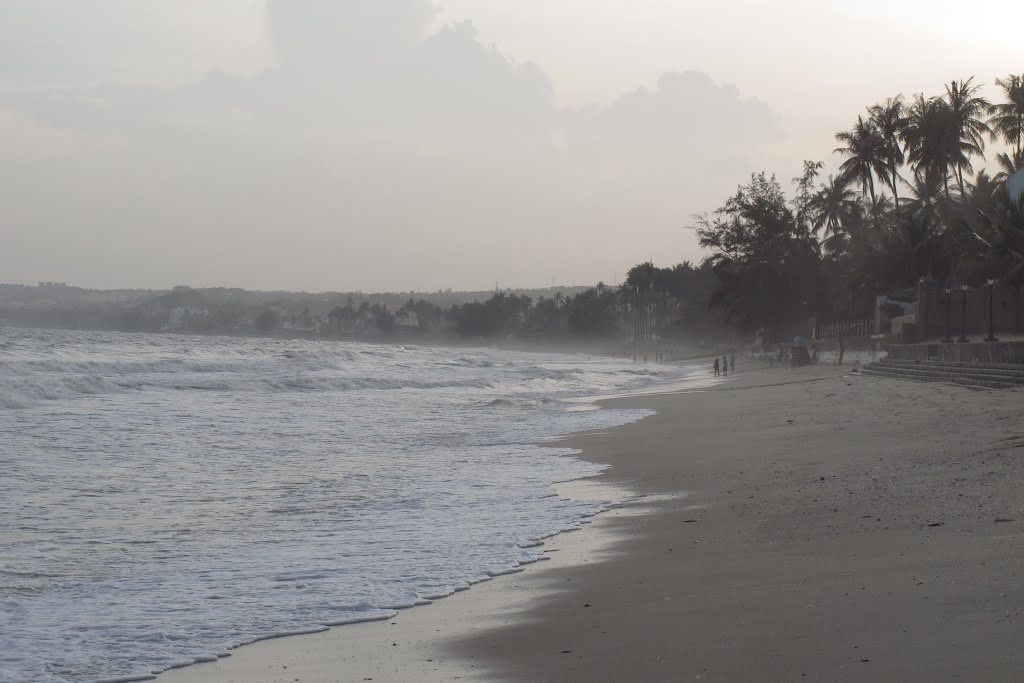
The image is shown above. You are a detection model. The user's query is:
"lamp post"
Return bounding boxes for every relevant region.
[958,284,969,343]
[984,277,998,342]
[943,287,953,343]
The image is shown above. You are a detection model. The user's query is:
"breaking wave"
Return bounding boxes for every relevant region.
[0,328,693,682]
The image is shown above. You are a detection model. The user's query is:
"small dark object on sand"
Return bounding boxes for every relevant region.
[995,518,1015,523]
[927,522,944,527]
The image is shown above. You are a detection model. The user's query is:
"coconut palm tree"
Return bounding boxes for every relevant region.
[995,150,1024,181]
[963,170,1003,210]
[807,175,858,251]
[834,116,887,205]
[869,96,908,205]
[944,77,991,197]
[902,94,956,199]
[903,167,945,219]
[989,74,1024,160]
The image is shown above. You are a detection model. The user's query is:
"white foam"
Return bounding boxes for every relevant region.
[0,329,689,682]
[251,626,331,643]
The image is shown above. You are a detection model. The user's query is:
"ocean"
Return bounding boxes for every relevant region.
[0,329,706,682]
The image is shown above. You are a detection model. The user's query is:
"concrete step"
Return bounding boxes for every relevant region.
[876,361,1024,381]
[861,369,1020,390]
[864,362,1024,378]
[861,365,1024,390]
[879,358,1024,376]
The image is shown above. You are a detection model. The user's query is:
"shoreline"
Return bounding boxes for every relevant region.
[153,367,692,683]
[155,478,654,683]
[445,365,1024,681]
[161,362,1024,681]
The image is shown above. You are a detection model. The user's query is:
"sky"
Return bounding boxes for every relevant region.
[1,0,1021,292]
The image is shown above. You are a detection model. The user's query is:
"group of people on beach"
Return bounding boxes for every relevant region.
[713,355,734,378]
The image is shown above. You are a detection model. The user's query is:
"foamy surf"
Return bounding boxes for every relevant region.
[0,328,695,683]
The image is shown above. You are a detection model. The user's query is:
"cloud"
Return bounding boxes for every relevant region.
[268,0,437,66]
[0,0,272,90]
[0,1,779,291]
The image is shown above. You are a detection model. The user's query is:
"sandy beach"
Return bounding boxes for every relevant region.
[165,362,1024,682]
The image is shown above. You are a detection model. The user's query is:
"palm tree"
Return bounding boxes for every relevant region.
[902,167,947,229]
[963,170,1002,210]
[995,150,1024,180]
[834,116,887,205]
[807,175,858,251]
[989,74,1024,160]
[869,96,907,205]
[944,77,991,197]
[902,94,955,199]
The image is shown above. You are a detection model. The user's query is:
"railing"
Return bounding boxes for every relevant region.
[815,316,873,341]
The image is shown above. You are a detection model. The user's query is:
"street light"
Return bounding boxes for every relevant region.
[958,284,969,343]
[984,277,999,342]
[943,286,953,343]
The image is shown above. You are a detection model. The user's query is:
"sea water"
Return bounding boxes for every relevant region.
[0,329,707,682]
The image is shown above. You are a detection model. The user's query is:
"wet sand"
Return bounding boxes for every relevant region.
[167,363,1024,682]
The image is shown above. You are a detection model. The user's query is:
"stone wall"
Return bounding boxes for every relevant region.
[887,341,1024,365]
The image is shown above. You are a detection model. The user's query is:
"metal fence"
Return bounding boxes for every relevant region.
[815,316,873,341]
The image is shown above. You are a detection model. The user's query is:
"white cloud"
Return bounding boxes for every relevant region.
[0,0,780,291]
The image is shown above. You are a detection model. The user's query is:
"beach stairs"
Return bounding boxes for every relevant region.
[861,358,1024,390]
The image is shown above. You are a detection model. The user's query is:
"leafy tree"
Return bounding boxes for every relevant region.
[565,283,619,336]
[692,172,826,331]
[792,160,824,231]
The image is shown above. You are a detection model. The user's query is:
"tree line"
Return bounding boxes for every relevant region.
[321,262,727,344]
[693,73,1024,337]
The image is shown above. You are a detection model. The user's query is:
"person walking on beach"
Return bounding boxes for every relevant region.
[713,358,720,377]
[721,356,728,376]
[730,355,735,373]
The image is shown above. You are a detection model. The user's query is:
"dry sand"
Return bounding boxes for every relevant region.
[166,362,1024,682]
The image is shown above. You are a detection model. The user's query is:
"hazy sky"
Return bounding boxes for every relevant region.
[1,1,1021,292]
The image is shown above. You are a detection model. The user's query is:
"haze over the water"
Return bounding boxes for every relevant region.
[1,0,1019,292]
